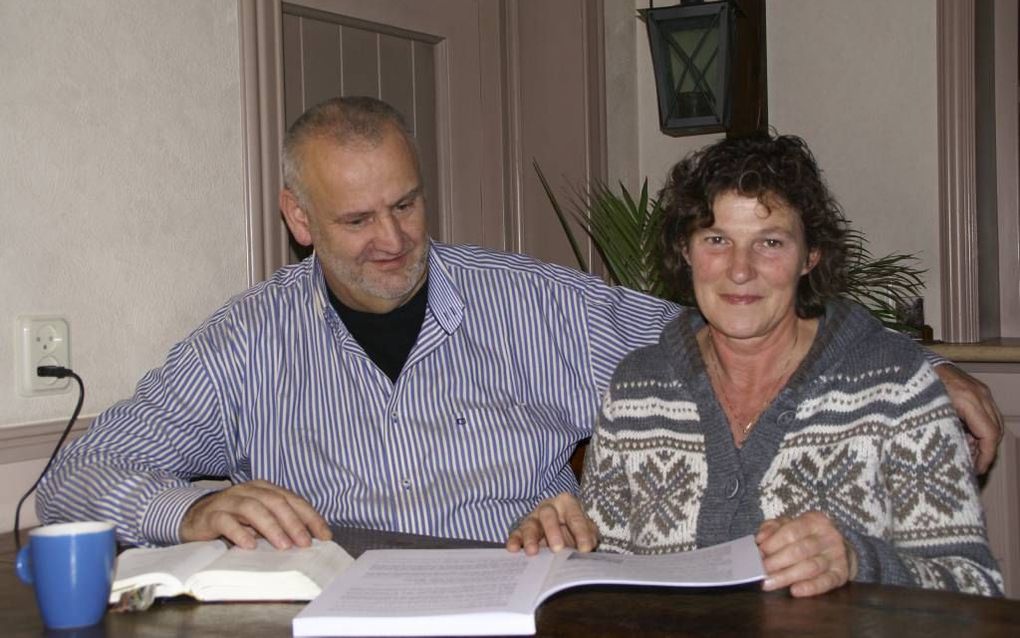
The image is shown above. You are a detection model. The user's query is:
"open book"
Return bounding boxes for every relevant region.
[110,538,353,604]
[293,535,764,636]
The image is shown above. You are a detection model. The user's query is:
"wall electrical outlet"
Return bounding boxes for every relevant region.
[16,316,71,396]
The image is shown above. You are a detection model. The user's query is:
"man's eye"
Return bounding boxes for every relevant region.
[705,236,725,245]
[762,239,783,248]
[345,217,369,227]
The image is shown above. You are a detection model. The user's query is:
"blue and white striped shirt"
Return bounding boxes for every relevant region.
[37,243,682,546]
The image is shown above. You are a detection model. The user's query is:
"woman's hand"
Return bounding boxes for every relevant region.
[756,511,857,597]
[505,493,598,556]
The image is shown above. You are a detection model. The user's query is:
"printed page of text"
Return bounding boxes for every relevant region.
[538,534,765,602]
[301,548,554,617]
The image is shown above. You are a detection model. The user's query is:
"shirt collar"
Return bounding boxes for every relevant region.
[309,254,342,336]
[423,241,465,335]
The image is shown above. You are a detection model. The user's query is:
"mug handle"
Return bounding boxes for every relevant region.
[15,545,33,585]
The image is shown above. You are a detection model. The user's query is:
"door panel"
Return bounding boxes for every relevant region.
[378,35,414,121]
[338,27,379,97]
[242,0,605,276]
[300,18,342,109]
[281,0,503,257]
[514,0,605,268]
[281,5,444,255]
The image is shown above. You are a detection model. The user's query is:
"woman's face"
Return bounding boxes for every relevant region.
[684,191,819,341]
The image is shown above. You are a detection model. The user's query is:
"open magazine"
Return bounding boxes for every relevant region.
[293,535,764,636]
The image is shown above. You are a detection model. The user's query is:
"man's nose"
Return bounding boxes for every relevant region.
[374,214,404,252]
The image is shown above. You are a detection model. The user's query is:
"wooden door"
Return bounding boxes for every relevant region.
[239,0,606,280]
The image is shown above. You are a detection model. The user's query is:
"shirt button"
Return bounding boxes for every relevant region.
[727,477,740,499]
[391,410,398,421]
[778,411,795,425]
[401,478,411,490]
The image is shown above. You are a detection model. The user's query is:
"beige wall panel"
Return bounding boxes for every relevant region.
[0,459,47,535]
[964,364,1020,599]
[413,40,441,241]
[515,0,599,268]
[379,34,415,125]
[340,26,379,98]
[282,13,305,129]
[303,19,342,107]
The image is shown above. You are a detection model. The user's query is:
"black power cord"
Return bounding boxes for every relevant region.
[14,365,85,551]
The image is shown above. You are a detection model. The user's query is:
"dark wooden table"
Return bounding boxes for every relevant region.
[4,527,1020,637]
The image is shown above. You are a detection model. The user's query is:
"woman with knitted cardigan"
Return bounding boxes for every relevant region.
[506,134,1002,598]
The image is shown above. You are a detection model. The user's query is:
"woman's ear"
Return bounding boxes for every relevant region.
[802,248,821,275]
[681,241,692,266]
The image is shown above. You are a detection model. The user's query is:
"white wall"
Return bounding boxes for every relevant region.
[767,0,941,337]
[626,0,943,337]
[0,0,247,529]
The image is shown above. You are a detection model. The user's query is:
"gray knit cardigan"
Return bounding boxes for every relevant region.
[580,299,1002,596]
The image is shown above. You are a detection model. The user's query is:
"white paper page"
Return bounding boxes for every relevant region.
[199,539,353,586]
[188,538,354,600]
[304,548,552,614]
[293,548,556,637]
[110,540,228,601]
[537,535,764,603]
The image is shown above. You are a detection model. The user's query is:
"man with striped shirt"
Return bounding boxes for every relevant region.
[37,97,1004,548]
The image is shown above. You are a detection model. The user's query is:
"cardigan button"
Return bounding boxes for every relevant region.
[727,477,740,499]
[778,411,795,425]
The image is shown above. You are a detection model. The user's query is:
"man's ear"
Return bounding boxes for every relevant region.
[280,188,313,247]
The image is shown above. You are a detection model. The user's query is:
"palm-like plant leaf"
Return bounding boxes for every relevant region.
[536,162,669,298]
[535,162,589,273]
[843,228,926,330]
[536,163,926,330]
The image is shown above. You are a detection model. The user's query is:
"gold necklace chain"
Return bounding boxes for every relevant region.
[704,325,800,437]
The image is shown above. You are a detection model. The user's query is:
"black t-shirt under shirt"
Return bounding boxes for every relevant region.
[328,279,429,383]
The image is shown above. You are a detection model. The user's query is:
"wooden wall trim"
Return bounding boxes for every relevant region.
[583,0,607,189]
[0,417,93,465]
[937,0,980,342]
[239,0,288,283]
[239,0,263,286]
[994,0,1020,337]
[582,0,607,276]
[962,363,1020,598]
[500,0,523,255]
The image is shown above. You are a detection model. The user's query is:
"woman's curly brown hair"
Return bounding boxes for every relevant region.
[657,133,849,318]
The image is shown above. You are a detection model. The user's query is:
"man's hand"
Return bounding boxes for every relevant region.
[505,493,598,556]
[935,364,1004,474]
[180,480,333,550]
[756,511,856,598]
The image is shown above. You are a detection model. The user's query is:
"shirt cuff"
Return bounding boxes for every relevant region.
[922,347,948,367]
[140,485,223,546]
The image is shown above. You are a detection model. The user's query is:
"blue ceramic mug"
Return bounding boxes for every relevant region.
[15,521,116,629]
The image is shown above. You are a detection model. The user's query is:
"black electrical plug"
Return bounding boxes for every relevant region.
[37,365,74,379]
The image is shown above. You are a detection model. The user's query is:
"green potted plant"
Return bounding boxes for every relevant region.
[536,164,927,333]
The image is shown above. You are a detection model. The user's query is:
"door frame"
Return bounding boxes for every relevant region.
[239,0,287,286]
